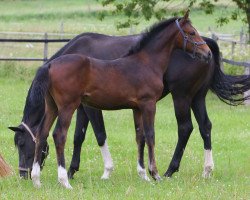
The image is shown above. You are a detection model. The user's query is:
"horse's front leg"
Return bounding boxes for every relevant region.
[133,109,149,181]
[53,106,76,189]
[139,101,161,181]
[191,95,214,178]
[68,105,90,179]
[31,100,57,188]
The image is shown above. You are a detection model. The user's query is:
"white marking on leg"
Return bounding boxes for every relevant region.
[31,162,41,188]
[58,166,73,189]
[82,128,85,133]
[100,140,114,179]
[137,162,150,181]
[148,157,161,181]
[202,149,214,178]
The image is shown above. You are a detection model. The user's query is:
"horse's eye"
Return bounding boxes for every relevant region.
[190,31,195,36]
[18,139,25,147]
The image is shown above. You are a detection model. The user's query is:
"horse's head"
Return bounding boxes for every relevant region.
[175,10,212,62]
[8,123,49,179]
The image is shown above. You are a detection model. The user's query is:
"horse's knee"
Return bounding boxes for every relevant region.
[95,132,107,146]
[73,132,86,146]
[178,122,193,138]
[53,132,66,146]
[144,131,155,145]
[205,120,212,132]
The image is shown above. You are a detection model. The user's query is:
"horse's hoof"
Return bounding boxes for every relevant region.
[202,165,214,178]
[61,182,73,189]
[101,166,114,180]
[67,170,75,179]
[163,172,172,178]
[137,165,150,181]
[153,174,162,181]
[32,177,41,188]
[58,177,73,189]
[138,172,151,182]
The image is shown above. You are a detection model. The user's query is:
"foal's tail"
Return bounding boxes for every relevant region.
[29,64,50,106]
[207,37,250,105]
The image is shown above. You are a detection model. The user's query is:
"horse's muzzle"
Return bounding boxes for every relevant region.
[19,169,29,179]
[195,50,212,63]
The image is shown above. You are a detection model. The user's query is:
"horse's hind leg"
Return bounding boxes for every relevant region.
[53,105,76,189]
[191,95,214,178]
[68,105,90,179]
[31,97,57,188]
[133,109,149,181]
[85,107,113,179]
[139,101,161,181]
[164,96,193,177]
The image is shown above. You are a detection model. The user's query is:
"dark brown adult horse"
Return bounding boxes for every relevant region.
[67,35,250,181]
[25,13,210,188]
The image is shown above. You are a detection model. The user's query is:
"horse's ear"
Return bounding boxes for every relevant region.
[8,126,23,132]
[183,9,190,21]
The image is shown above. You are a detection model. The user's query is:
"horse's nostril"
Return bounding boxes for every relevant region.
[208,51,212,58]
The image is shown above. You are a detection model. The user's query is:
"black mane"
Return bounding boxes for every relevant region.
[124,17,180,56]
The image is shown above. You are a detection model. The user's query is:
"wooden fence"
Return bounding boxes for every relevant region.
[0,34,71,62]
[0,31,249,67]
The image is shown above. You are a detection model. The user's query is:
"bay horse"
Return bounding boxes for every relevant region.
[9,17,250,183]
[16,13,211,189]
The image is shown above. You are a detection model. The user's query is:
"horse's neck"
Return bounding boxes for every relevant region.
[142,28,178,75]
[22,98,45,128]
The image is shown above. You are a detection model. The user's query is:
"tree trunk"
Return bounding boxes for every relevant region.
[247,3,250,42]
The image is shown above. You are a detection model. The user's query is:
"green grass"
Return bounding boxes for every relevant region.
[0,76,249,199]
[0,0,249,199]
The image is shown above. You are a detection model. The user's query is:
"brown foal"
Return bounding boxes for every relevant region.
[30,11,211,188]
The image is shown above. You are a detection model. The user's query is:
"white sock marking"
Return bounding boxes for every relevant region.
[58,166,72,189]
[137,162,150,181]
[31,162,41,188]
[100,140,114,179]
[203,149,214,178]
[82,128,85,133]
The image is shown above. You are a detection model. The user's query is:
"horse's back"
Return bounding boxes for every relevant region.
[49,54,91,97]
[57,33,140,60]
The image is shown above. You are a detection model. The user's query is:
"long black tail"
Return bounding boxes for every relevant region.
[205,37,250,106]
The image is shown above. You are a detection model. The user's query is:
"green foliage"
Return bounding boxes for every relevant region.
[98,0,250,33]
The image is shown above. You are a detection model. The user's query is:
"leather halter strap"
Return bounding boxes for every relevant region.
[175,19,206,58]
[21,122,36,143]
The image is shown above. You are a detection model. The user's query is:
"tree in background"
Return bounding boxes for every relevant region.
[98,0,249,40]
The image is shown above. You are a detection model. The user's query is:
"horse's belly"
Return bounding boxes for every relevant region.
[81,92,136,110]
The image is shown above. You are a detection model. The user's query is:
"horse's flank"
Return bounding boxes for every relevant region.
[49,53,164,110]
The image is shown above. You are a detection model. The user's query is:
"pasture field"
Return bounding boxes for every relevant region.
[0,69,250,200]
[0,0,249,199]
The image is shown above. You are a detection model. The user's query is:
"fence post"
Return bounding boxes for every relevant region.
[240,27,243,53]
[231,41,235,59]
[43,32,48,63]
[244,65,250,105]
[60,22,64,39]
[129,25,135,35]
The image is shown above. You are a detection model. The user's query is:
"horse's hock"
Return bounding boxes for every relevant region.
[0,153,12,177]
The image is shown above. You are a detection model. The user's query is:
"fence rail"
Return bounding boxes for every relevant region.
[222,58,250,68]
[0,36,71,62]
[0,33,249,68]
